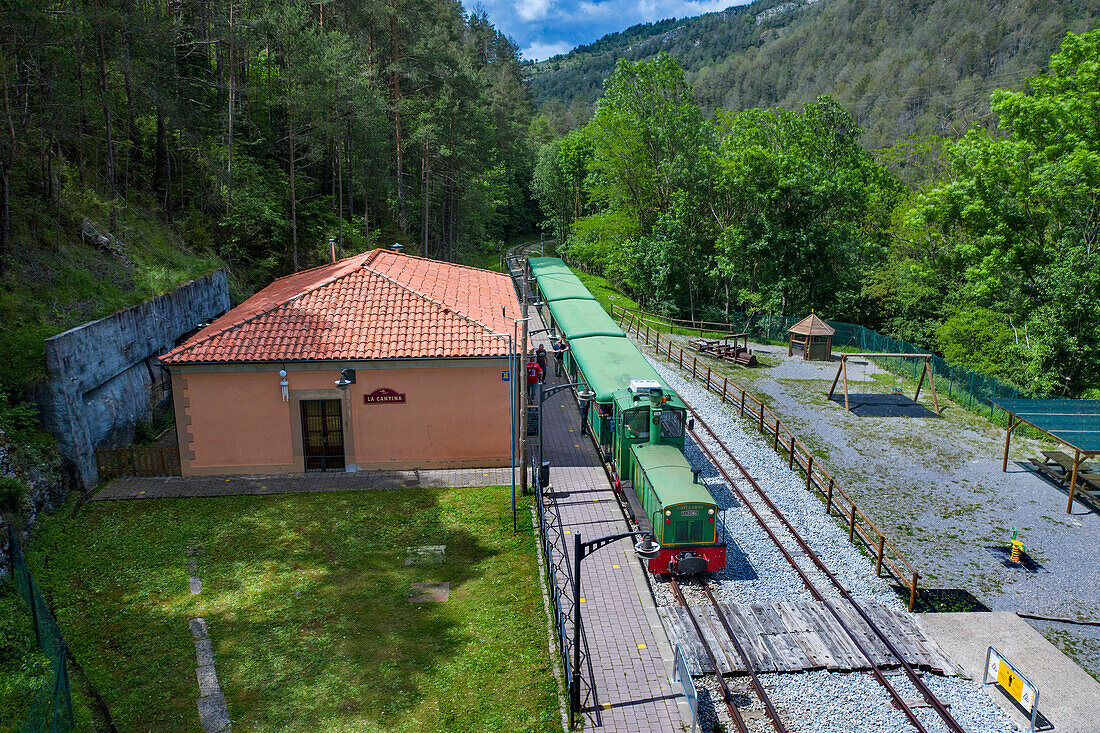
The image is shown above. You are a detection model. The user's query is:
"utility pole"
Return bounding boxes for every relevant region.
[519,258,530,495]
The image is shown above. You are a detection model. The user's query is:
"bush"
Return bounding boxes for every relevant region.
[0,476,28,516]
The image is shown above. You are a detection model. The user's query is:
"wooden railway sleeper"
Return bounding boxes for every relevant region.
[684,407,966,733]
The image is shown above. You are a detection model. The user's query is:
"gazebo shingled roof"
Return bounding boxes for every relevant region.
[788,312,835,337]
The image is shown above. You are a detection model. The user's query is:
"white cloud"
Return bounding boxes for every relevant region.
[515,0,554,21]
[522,40,575,60]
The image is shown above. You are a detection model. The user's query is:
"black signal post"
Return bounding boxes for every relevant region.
[570,531,660,728]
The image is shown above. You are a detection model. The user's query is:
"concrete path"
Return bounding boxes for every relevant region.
[534,336,691,730]
[187,545,232,733]
[919,612,1100,733]
[92,467,513,500]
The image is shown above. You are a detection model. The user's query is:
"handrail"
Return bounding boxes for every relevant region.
[617,309,923,611]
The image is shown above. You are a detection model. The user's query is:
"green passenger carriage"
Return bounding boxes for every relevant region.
[527,256,726,575]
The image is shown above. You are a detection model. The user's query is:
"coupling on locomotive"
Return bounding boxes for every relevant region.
[529,256,726,576]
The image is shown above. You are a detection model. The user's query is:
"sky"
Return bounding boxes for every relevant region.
[474,0,752,61]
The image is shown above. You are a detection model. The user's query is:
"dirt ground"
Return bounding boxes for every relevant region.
[654,335,1100,681]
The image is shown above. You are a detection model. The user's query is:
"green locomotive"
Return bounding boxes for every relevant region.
[529,257,726,574]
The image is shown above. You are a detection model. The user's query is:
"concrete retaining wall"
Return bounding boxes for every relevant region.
[37,271,230,488]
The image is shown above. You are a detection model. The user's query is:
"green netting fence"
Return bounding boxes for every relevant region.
[611,305,1033,423]
[7,524,75,733]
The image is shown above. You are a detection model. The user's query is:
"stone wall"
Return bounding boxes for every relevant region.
[36,271,230,488]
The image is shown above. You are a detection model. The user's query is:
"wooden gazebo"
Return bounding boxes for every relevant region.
[788,313,835,361]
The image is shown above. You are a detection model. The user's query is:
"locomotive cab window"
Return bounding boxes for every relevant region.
[660,409,685,438]
[624,409,649,438]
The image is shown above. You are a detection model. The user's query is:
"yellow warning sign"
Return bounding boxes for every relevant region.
[985,646,1039,730]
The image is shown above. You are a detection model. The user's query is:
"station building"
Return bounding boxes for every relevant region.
[159,249,520,475]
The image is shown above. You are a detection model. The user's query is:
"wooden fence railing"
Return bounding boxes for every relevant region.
[617,309,922,610]
[609,303,738,338]
[95,446,181,478]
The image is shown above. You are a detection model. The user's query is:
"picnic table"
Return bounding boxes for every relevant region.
[688,337,721,353]
[1030,450,1100,496]
[689,334,757,366]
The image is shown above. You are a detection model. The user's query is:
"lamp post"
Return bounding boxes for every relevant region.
[489,331,517,532]
[490,317,530,533]
[570,531,661,728]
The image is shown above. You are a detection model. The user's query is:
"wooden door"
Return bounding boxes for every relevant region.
[301,399,345,472]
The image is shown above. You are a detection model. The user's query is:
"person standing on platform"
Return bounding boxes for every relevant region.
[535,345,548,385]
[552,337,568,377]
[526,357,543,402]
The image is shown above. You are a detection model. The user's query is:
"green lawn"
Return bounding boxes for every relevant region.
[25,488,560,733]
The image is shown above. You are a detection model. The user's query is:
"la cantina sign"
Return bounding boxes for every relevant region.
[363,388,406,404]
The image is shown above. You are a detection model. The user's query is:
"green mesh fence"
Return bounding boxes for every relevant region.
[731,313,1034,421]
[627,308,1033,423]
[8,525,75,733]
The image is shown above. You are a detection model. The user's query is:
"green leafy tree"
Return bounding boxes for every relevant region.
[713,97,900,317]
[906,30,1100,393]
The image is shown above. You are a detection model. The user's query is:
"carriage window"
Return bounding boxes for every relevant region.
[660,409,685,438]
[624,409,649,438]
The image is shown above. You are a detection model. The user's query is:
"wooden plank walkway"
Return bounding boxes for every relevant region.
[659,600,957,677]
[534,332,690,731]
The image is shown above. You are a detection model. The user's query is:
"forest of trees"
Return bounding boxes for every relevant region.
[0,0,535,294]
[532,33,1100,397]
[530,0,1100,150]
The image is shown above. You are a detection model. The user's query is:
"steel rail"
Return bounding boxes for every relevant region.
[668,579,750,733]
[685,406,966,733]
[699,584,788,733]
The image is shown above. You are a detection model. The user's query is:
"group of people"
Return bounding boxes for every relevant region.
[526,336,569,400]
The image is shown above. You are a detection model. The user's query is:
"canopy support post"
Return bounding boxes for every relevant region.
[1067,449,1082,514]
[1002,416,1017,472]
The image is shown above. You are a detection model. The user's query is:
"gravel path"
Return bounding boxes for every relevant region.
[641,333,1100,681]
[641,352,1022,733]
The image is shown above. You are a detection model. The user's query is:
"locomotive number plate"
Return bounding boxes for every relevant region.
[681,510,699,517]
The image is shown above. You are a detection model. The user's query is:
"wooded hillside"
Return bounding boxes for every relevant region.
[0,0,534,396]
[530,0,1100,148]
[532,34,1100,397]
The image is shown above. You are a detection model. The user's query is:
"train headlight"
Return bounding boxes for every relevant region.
[665,510,671,517]
[708,509,714,515]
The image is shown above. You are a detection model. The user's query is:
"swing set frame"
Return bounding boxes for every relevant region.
[827,353,941,416]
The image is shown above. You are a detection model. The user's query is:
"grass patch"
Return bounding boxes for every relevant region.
[571,270,639,315]
[25,488,558,732]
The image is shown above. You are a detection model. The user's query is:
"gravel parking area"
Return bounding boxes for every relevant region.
[637,335,1100,682]
[643,354,1021,732]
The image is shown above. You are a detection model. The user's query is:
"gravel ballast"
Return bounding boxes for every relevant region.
[641,351,1022,732]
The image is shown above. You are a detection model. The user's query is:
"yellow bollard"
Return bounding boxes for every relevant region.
[1010,539,1024,563]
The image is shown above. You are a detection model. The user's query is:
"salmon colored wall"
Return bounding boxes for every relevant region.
[174,362,511,475]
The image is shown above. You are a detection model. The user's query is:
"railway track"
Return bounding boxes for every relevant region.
[682,402,968,733]
[668,577,787,733]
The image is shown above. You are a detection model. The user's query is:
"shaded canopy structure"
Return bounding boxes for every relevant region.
[788,313,835,360]
[993,398,1100,512]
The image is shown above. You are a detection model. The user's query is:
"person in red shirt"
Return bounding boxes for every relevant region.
[526,358,543,402]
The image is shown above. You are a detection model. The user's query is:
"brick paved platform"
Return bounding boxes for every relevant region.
[536,335,690,731]
[93,467,513,500]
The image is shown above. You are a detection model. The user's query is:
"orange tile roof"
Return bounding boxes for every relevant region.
[161,249,522,364]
